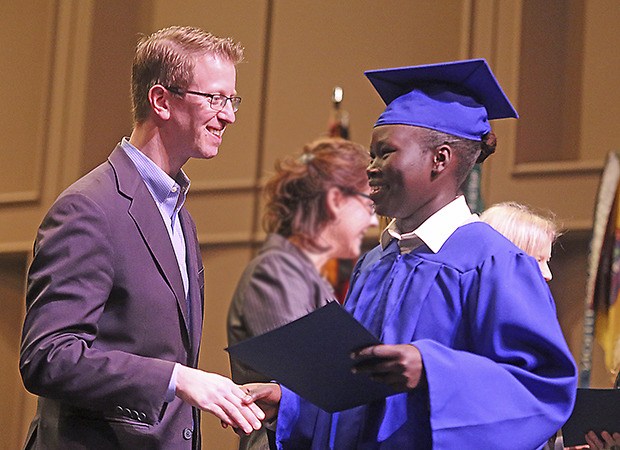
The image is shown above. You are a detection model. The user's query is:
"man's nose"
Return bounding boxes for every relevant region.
[217,101,236,124]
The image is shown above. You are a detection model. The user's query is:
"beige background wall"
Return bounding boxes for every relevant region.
[1,0,618,448]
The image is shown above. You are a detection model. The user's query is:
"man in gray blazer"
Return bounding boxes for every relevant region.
[19,26,264,449]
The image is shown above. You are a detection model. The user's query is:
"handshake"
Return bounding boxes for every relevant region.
[174,366,281,435]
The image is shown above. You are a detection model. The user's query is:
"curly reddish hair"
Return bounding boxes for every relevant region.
[262,138,369,250]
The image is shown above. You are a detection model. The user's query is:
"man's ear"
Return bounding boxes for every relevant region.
[148,85,171,121]
[325,187,345,220]
[431,145,452,176]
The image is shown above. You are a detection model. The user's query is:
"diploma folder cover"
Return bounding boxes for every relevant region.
[561,388,620,447]
[226,301,396,413]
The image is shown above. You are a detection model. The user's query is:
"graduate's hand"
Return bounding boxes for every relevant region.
[351,344,424,392]
[241,382,281,421]
[584,430,620,449]
[175,366,264,435]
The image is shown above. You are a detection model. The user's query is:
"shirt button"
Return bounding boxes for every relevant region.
[172,186,178,193]
[183,428,193,440]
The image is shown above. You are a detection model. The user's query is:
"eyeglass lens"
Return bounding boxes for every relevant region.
[209,94,241,112]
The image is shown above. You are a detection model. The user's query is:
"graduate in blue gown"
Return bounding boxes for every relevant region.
[244,59,578,449]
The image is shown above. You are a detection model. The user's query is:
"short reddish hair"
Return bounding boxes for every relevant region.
[131,25,244,124]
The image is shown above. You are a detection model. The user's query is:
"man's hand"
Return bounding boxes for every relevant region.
[351,344,424,392]
[241,382,281,422]
[175,366,264,434]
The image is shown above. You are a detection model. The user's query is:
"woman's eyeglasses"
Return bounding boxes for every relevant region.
[350,191,376,215]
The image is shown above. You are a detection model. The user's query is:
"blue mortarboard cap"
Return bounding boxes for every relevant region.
[365,59,518,141]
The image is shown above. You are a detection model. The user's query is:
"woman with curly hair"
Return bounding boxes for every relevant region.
[227,137,377,450]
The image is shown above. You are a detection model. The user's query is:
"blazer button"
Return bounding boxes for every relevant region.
[131,410,140,420]
[116,406,124,414]
[183,428,193,440]
[139,412,147,421]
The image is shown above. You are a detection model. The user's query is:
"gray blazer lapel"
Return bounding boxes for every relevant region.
[108,146,192,342]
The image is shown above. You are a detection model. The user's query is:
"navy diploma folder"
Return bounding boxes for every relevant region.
[226,301,396,412]
[562,388,620,447]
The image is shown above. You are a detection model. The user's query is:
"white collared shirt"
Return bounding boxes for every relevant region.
[380,195,479,254]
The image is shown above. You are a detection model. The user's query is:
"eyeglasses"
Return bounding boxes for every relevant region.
[349,191,376,215]
[164,86,242,112]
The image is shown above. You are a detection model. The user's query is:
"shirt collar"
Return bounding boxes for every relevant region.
[380,195,479,254]
[120,137,190,217]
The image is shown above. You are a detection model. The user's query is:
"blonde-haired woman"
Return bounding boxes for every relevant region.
[480,201,558,281]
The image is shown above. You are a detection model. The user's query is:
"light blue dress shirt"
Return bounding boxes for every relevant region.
[121,137,190,402]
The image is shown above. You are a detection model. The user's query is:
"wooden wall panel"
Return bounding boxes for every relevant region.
[485,0,620,231]
[80,0,151,175]
[0,1,56,204]
[0,0,96,251]
[516,0,584,164]
[0,254,31,449]
[580,0,620,161]
[262,0,471,174]
[191,193,257,245]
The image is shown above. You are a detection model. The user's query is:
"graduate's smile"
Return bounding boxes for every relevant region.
[367,178,390,213]
[368,181,385,198]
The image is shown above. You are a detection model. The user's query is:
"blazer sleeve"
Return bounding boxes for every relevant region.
[20,191,175,423]
[236,251,323,337]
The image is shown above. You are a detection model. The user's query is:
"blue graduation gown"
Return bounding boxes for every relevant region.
[276,222,577,449]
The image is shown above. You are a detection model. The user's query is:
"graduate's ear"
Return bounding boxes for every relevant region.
[325,187,345,220]
[148,84,171,121]
[431,145,452,176]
